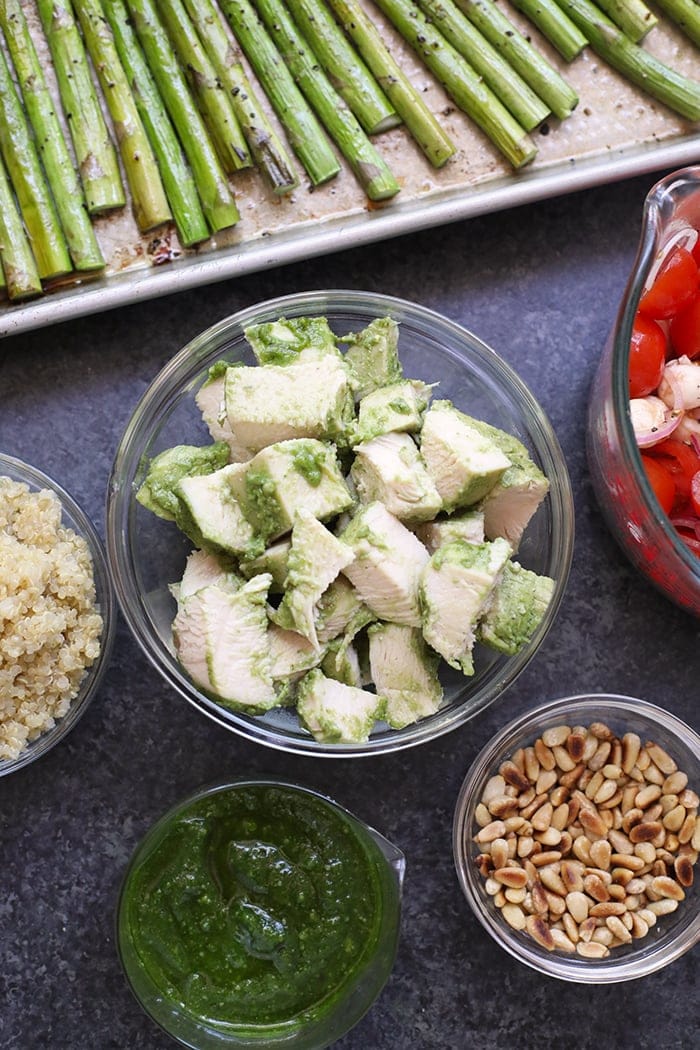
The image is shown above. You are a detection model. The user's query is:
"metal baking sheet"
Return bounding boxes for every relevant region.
[1,1,699,338]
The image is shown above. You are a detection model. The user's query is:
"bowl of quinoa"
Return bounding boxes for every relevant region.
[0,453,115,775]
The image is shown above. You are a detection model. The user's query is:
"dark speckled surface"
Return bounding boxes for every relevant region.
[1,170,698,1050]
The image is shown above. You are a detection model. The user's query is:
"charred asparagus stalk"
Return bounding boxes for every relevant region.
[155,0,251,174]
[453,0,579,119]
[218,0,340,186]
[125,0,240,232]
[254,0,400,200]
[373,0,537,169]
[416,0,551,130]
[285,0,401,134]
[74,0,172,232]
[326,0,455,167]
[0,42,72,279]
[36,0,125,214]
[181,0,298,194]
[0,0,104,271]
[0,151,42,300]
[555,0,700,120]
[102,0,209,245]
[509,0,588,61]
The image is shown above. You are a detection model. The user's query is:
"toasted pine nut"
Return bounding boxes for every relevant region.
[644,763,665,786]
[502,903,527,930]
[488,796,520,818]
[530,850,563,868]
[583,874,609,902]
[540,866,568,896]
[550,928,576,953]
[476,820,507,844]
[490,838,510,869]
[505,886,527,903]
[531,880,549,915]
[526,914,555,950]
[679,813,697,845]
[475,803,492,827]
[536,827,562,847]
[523,747,540,783]
[633,841,656,865]
[621,807,644,834]
[517,835,535,859]
[594,779,619,806]
[630,912,649,939]
[561,860,584,893]
[662,804,686,832]
[534,737,556,771]
[577,941,609,958]
[494,866,528,889]
[542,725,570,748]
[651,875,685,901]
[646,743,677,776]
[566,732,586,762]
[589,900,626,918]
[531,801,554,831]
[588,741,612,772]
[635,784,662,810]
[610,852,645,871]
[647,898,679,916]
[592,926,614,946]
[552,745,576,772]
[674,855,694,888]
[629,821,663,844]
[606,915,632,943]
[579,808,607,839]
[621,733,641,774]
[589,840,612,870]
[501,760,531,793]
[565,891,589,923]
[636,748,651,772]
[535,769,558,795]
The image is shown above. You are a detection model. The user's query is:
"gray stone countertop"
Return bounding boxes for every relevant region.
[1,169,698,1050]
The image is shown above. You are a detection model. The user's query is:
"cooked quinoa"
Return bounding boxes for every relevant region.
[0,476,103,762]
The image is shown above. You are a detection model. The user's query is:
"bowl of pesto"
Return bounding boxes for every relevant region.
[116,778,404,1048]
[107,290,574,755]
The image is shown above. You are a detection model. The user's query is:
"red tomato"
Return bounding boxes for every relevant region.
[629,313,667,396]
[692,232,700,267]
[692,472,700,517]
[669,292,700,360]
[639,247,699,320]
[647,439,700,504]
[641,453,676,514]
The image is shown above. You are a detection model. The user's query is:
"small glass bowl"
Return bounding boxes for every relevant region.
[587,165,700,616]
[116,777,405,1049]
[453,694,700,983]
[0,453,116,776]
[107,290,574,756]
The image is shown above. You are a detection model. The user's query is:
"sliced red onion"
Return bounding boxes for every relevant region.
[670,516,700,540]
[691,433,700,458]
[658,360,688,413]
[631,396,684,447]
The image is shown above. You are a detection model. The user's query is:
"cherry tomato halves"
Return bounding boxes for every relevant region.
[639,247,700,320]
[629,313,667,397]
[640,454,676,514]
[669,292,700,360]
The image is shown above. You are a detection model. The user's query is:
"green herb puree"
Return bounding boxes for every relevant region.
[121,784,386,1031]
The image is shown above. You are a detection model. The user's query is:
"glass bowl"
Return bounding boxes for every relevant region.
[453,694,700,983]
[0,453,116,776]
[116,777,405,1049]
[107,290,574,756]
[587,165,700,616]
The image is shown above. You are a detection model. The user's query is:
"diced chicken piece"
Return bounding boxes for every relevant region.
[228,439,353,543]
[240,538,291,592]
[314,576,367,644]
[172,549,242,604]
[268,624,325,680]
[176,463,255,555]
[414,510,485,553]
[478,561,555,655]
[296,669,385,743]
[420,538,512,675]
[244,316,341,365]
[368,622,442,729]
[172,575,277,711]
[340,502,430,627]
[342,316,402,399]
[463,415,550,548]
[195,368,252,462]
[224,356,355,451]
[321,639,363,688]
[353,380,433,443]
[351,432,442,524]
[420,401,510,512]
[274,511,355,648]
[136,442,229,521]
[320,603,375,687]
[658,356,700,411]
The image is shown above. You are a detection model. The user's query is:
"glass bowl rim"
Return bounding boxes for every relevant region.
[610,165,700,584]
[0,451,117,777]
[107,288,575,757]
[452,691,700,983]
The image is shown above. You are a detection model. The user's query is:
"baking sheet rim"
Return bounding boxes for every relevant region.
[2,137,698,339]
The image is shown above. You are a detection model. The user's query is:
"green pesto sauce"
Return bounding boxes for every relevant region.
[122,785,385,1031]
[290,443,326,487]
[243,469,285,539]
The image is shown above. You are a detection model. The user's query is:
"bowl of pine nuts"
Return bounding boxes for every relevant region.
[453,694,700,982]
